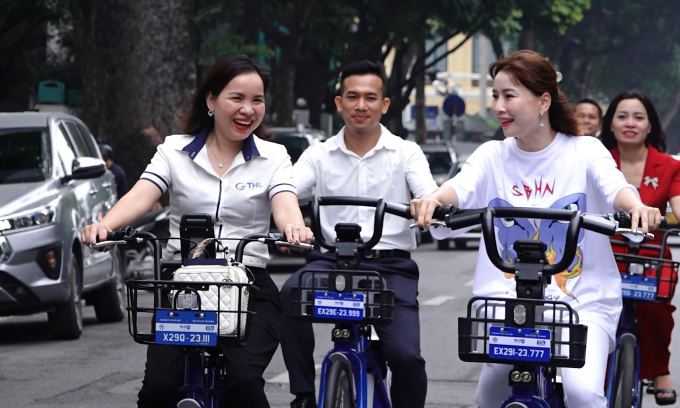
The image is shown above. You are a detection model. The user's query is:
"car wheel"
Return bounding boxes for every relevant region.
[437,239,449,250]
[93,247,126,323]
[48,252,83,340]
[453,239,467,249]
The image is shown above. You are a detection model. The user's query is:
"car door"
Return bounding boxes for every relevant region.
[57,119,114,287]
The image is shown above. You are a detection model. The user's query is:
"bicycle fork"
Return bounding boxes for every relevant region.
[318,325,391,408]
[178,350,221,408]
[500,365,561,408]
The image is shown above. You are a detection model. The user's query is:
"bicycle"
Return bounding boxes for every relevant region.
[96,213,311,408]
[289,196,414,408]
[430,205,654,408]
[605,228,679,408]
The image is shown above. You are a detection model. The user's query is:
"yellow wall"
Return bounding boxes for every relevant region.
[423,34,494,117]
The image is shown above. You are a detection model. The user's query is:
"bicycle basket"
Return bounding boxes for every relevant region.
[613,252,678,303]
[291,269,394,325]
[458,297,588,368]
[126,278,256,347]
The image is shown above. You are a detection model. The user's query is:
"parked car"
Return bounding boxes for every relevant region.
[268,126,326,164]
[267,127,324,254]
[420,142,457,186]
[0,111,125,339]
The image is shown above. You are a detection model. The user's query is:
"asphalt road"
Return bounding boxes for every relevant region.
[0,241,678,407]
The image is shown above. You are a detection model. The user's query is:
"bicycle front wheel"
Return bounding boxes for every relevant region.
[611,334,636,408]
[323,359,356,408]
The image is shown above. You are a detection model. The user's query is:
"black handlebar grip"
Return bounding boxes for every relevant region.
[106,226,132,240]
[432,204,455,220]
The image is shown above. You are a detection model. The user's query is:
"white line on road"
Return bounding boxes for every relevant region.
[464,279,474,287]
[421,295,455,306]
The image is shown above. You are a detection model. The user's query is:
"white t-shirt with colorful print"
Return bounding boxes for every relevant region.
[437,133,631,339]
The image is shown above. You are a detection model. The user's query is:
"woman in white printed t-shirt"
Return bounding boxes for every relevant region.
[410,50,661,408]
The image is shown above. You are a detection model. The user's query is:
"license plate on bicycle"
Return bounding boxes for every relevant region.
[314,292,365,320]
[620,274,657,301]
[155,310,218,347]
[488,327,551,363]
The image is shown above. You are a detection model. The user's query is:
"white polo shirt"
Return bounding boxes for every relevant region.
[294,125,438,251]
[141,129,296,267]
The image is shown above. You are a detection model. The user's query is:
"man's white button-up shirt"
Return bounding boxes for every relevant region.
[294,125,438,251]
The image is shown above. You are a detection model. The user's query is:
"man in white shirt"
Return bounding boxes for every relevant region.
[280,60,438,408]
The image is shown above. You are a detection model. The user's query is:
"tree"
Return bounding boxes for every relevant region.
[66,0,197,183]
[0,0,68,111]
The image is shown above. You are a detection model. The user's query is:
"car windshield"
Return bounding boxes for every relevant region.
[0,128,50,183]
[271,133,310,164]
[424,151,453,174]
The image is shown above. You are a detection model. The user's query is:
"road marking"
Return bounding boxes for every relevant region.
[422,295,455,306]
[465,279,474,287]
[268,364,321,384]
[109,378,142,394]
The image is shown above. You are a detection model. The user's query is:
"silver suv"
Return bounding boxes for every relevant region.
[0,111,125,339]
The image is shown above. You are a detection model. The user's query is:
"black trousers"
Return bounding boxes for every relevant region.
[280,251,428,408]
[137,267,281,408]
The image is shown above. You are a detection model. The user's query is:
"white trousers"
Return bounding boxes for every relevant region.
[473,319,611,408]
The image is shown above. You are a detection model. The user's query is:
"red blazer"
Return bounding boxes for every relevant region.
[610,145,680,217]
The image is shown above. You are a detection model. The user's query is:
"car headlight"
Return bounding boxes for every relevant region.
[0,205,56,232]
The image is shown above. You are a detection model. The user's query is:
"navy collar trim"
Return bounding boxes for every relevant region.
[181,128,260,162]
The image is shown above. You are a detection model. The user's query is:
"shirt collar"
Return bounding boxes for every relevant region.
[330,124,399,152]
[181,128,261,162]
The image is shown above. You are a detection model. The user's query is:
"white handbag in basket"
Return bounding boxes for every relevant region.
[171,239,252,338]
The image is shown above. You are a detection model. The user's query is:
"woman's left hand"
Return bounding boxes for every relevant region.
[279,223,313,254]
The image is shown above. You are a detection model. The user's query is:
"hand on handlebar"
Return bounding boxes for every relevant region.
[410,196,442,229]
[280,224,313,254]
[81,222,114,252]
[627,205,662,234]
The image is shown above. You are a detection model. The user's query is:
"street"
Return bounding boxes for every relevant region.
[0,241,678,407]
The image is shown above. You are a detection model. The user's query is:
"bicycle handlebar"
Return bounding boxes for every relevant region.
[431,206,665,275]
[309,196,411,252]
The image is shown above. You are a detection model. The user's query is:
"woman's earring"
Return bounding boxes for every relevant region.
[539,112,545,127]
[208,109,214,117]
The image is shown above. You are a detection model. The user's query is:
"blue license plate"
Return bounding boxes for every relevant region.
[488,326,551,363]
[155,310,218,346]
[621,274,657,301]
[314,292,365,320]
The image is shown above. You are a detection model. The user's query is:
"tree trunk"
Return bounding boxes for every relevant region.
[661,89,680,132]
[68,0,196,185]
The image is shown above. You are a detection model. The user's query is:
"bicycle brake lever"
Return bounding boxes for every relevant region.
[92,240,126,249]
[409,220,447,229]
[615,228,655,240]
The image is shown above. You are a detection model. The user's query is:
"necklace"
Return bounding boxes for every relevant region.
[207,138,233,168]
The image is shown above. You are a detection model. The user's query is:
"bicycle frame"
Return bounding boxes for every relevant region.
[292,196,415,408]
[442,206,638,408]
[112,214,299,408]
[605,232,680,408]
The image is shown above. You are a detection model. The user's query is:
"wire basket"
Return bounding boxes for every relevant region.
[458,297,588,368]
[291,269,394,325]
[613,253,678,303]
[126,279,256,347]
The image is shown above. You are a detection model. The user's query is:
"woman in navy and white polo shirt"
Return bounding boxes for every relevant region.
[82,55,312,408]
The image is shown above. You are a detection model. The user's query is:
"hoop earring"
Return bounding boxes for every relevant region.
[208,109,214,117]
[539,113,545,127]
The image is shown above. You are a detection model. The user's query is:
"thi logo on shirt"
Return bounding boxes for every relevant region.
[235,182,263,191]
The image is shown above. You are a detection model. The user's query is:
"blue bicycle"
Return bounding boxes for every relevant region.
[99,214,310,408]
[290,197,413,408]
[433,206,650,408]
[605,229,679,408]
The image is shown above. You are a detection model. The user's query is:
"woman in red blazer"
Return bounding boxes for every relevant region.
[601,89,680,405]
